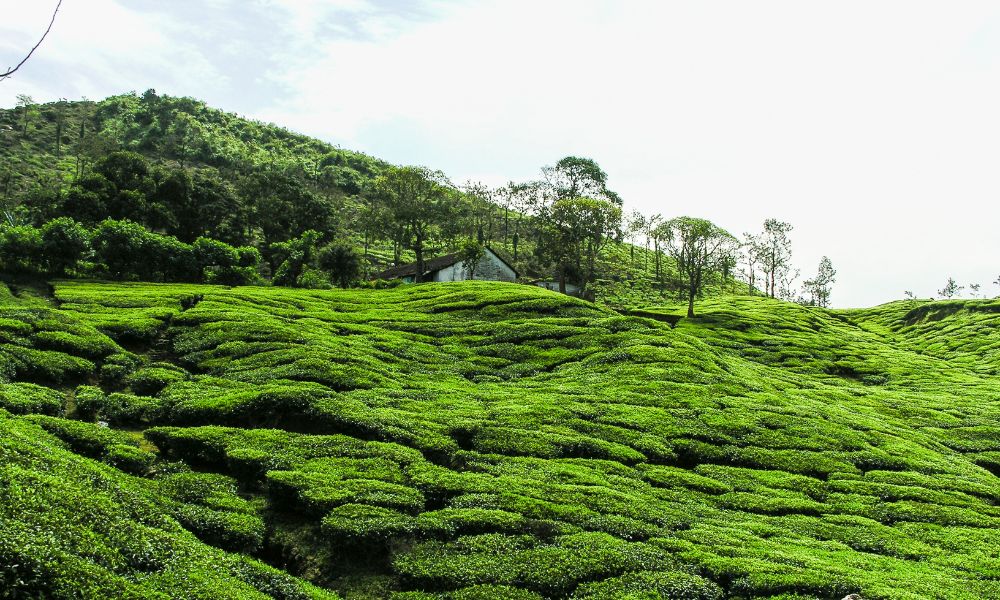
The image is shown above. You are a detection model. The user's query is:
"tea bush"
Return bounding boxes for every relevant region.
[4,281,1000,598]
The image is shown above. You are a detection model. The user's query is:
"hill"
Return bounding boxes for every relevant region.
[1,93,735,305]
[1,280,999,599]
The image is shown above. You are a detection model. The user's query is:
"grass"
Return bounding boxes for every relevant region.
[1,280,1000,598]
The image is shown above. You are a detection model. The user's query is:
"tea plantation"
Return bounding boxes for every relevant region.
[2,280,999,599]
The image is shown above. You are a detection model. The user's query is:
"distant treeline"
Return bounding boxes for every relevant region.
[1,91,835,307]
[0,216,373,289]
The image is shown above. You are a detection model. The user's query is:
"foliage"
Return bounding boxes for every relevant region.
[0,281,998,597]
[659,216,737,317]
[318,243,362,289]
[803,256,837,307]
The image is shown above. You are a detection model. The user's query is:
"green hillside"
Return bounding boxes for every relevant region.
[1,280,999,599]
[1,93,734,305]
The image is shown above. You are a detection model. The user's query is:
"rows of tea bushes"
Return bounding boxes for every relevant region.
[2,280,1000,598]
[0,409,336,598]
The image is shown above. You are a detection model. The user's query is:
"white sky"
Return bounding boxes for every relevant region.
[2,0,1000,307]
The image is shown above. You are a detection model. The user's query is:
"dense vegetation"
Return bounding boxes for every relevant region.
[1,278,999,598]
[1,92,751,305]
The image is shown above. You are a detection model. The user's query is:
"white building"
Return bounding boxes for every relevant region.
[376,247,518,283]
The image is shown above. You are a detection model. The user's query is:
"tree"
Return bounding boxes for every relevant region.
[318,243,361,288]
[0,0,63,81]
[538,197,621,295]
[542,156,622,205]
[938,277,963,299]
[459,239,486,279]
[461,182,498,246]
[740,232,763,295]
[271,230,322,287]
[0,225,43,273]
[717,246,738,294]
[91,219,148,280]
[63,173,114,224]
[643,213,662,274]
[650,219,672,283]
[16,95,36,137]
[54,98,67,156]
[625,210,646,269]
[969,283,982,298]
[802,256,837,307]
[40,217,89,275]
[93,151,157,224]
[242,169,334,249]
[661,217,737,317]
[503,181,542,262]
[759,219,793,298]
[371,166,454,283]
[193,237,259,286]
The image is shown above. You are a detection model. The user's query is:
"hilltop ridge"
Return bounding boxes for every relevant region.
[1,92,736,306]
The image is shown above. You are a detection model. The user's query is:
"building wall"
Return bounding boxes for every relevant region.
[534,280,582,296]
[431,250,516,283]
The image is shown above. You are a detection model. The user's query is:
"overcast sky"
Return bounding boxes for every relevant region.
[2,0,999,307]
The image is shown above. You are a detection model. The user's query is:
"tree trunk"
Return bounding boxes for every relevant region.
[414,233,425,283]
[558,264,566,294]
[654,240,660,280]
[503,209,509,245]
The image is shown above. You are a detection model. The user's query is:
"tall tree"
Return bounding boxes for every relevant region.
[460,182,498,246]
[371,166,454,282]
[938,277,963,299]
[644,213,662,275]
[54,98,67,156]
[505,181,543,262]
[740,232,762,295]
[40,217,89,275]
[241,169,333,249]
[538,197,622,295]
[802,256,837,307]
[625,210,646,270]
[662,217,737,317]
[0,0,62,81]
[759,219,794,298]
[318,243,361,288]
[460,238,486,279]
[542,156,622,205]
[16,95,36,137]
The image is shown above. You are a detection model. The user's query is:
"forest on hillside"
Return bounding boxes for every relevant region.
[0,92,836,314]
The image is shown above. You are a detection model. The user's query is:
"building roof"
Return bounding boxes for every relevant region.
[375,252,462,280]
[374,246,518,280]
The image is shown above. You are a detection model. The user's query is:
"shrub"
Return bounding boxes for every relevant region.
[125,363,189,396]
[0,383,63,415]
[40,217,90,275]
[321,504,416,541]
[572,571,724,600]
[0,224,43,273]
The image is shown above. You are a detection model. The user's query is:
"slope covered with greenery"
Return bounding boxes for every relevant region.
[2,93,744,305]
[1,279,999,599]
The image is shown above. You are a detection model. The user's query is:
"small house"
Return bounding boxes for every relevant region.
[375,247,518,283]
[532,280,582,296]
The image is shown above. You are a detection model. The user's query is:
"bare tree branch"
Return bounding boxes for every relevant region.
[0,0,63,82]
